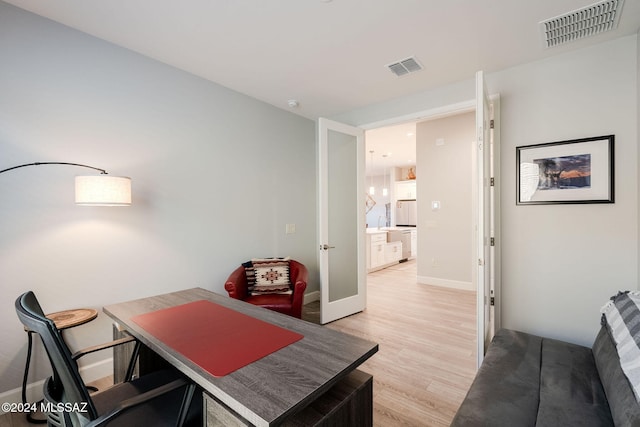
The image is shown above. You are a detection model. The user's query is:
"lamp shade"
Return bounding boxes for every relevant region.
[75,175,131,206]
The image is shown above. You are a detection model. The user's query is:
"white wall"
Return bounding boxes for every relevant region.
[491,35,637,346]
[416,112,475,289]
[0,2,317,397]
[336,35,638,347]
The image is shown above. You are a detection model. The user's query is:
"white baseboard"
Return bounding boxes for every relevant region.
[417,276,475,291]
[0,358,113,413]
[304,291,320,305]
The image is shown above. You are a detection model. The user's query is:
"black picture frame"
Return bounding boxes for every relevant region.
[516,135,614,205]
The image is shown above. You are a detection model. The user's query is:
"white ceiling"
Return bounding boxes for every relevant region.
[366,123,416,176]
[5,0,639,173]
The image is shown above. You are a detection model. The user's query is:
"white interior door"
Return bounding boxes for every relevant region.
[318,118,366,324]
[476,70,498,366]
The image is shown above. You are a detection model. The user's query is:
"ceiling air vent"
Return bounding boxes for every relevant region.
[540,0,625,48]
[387,57,422,77]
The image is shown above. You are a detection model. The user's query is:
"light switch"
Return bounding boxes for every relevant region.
[285,224,296,234]
[431,201,441,211]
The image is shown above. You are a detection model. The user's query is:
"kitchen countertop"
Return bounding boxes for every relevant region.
[366,227,416,234]
[366,229,388,234]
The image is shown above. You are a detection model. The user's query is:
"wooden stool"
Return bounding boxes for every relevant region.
[22,308,98,424]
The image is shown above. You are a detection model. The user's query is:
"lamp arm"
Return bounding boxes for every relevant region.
[0,162,108,175]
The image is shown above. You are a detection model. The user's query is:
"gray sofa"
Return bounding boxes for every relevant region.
[451,326,640,426]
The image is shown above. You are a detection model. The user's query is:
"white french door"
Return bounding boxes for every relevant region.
[317,118,366,324]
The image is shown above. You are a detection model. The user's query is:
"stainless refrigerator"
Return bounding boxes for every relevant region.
[396,200,417,227]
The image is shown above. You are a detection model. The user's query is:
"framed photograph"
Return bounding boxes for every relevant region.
[516,135,614,205]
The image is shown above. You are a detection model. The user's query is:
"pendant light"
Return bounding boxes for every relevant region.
[369,150,375,196]
[382,154,388,197]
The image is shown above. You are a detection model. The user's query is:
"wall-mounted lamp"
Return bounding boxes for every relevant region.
[0,162,131,206]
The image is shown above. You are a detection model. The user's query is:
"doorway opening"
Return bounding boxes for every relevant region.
[363,111,480,380]
[364,98,494,366]
[364,110,476,292]
[318,73,499,365]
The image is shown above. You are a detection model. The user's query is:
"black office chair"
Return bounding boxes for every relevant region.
[15,291,201,427]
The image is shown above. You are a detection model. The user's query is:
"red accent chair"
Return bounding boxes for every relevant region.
[224,260,308,319]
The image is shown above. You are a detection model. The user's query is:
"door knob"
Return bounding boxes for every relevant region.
[321,244,336,250]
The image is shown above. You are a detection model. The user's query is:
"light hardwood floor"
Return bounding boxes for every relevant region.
[304,260,477,426]
[2,260,476,427]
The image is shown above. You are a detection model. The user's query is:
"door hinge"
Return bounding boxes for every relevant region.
[490,119,494,129]
[490,237,495,246]
[490,177,495,186]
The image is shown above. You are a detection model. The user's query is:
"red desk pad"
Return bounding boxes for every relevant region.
[130,300,304,377]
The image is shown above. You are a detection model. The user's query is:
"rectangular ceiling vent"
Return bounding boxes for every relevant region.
[540,0,625,48]
[387,57,423,77]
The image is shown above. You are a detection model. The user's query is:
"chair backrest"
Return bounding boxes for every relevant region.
[15,291,98,424]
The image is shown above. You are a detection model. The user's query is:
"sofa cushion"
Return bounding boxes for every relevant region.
[593,325,640,426]
[450,329,542,427]
[245,294,293,314]
[536,337,613,426]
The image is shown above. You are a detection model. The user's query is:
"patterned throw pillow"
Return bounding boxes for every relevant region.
[244,258,292,295]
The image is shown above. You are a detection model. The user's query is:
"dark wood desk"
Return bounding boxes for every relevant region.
[103,288,378,426]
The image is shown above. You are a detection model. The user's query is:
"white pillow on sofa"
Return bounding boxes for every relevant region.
[601,291,640,401]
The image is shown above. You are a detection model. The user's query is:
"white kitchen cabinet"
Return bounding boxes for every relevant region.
[395,180,417,200]
[366,231,403,272]
[384,241,402,264]
[369,233,387,269]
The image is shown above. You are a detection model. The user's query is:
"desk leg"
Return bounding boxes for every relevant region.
[203,394,251,427]
[203,370,373,427]
[283,369,373,427]
[112,325,138,383]
[112,325,173,382]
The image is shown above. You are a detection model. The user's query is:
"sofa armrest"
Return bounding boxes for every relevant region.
[451,329,542,427]
[289,260,308,287]
[593,325,640,426]
[224,265,248,300]
[289,260,308,318]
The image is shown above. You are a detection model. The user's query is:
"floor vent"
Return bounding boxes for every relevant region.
[387,57,423,77]
[540,0,625,48]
